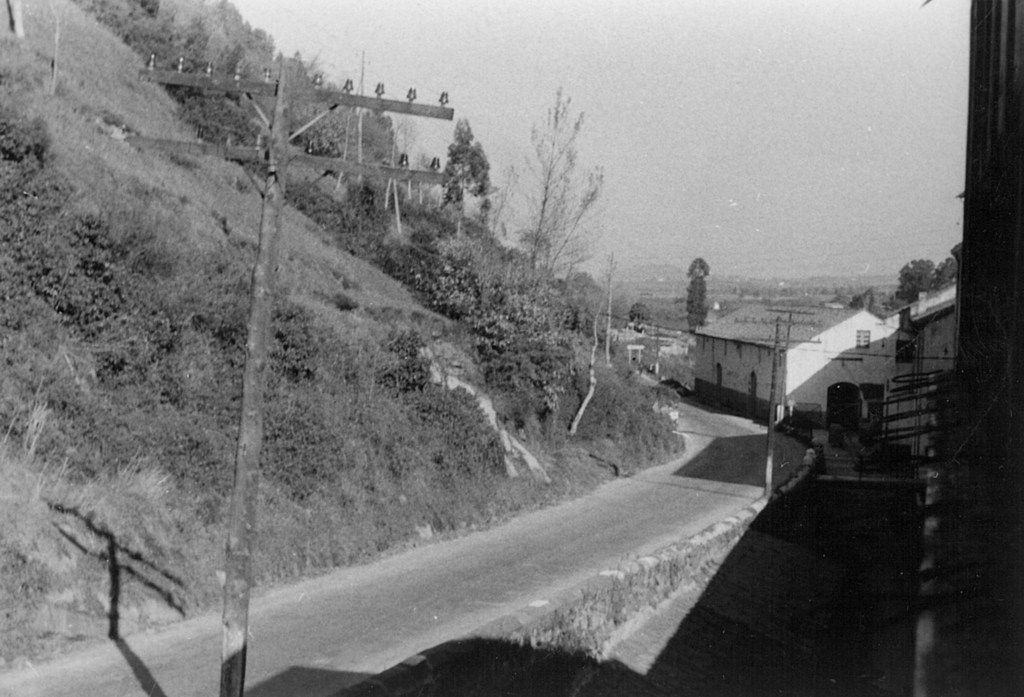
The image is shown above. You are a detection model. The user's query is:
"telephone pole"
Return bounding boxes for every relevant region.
[764,317,781,497]
[133,57,452,697]
[763,311,794,497]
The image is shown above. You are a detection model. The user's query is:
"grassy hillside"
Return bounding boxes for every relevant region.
[0,0,683,667]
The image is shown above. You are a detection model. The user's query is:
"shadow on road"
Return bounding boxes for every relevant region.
[246,666,372,697]
[114,639,169,697]
[331,472,924,696]
[330,638,664,697]
[674,432,804,489]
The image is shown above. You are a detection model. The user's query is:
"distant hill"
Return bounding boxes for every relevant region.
[617,263,898,300]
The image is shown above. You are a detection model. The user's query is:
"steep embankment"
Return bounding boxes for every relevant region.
[0,0,501,666]
[0,0,683,669]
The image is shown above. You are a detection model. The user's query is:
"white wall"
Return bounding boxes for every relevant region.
[785,311,900,409]
[696,310,903,422]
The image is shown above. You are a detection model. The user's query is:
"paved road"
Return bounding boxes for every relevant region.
[0,399,795,697]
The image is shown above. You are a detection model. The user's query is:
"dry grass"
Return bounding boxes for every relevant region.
[6,0,425,322]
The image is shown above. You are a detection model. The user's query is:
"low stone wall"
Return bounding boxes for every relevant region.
[336,464,815,696]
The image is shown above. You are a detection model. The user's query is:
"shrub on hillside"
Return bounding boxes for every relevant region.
[569,366,680,468]
[287,180,388,260]
[0,106,50,165]
[405,386,506,482]
[375,329,431,394]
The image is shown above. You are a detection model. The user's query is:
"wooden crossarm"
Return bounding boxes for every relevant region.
[138,69,279,96]
[127,136,446,184]
[138,70,453,120]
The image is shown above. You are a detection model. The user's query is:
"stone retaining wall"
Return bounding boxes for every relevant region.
[336,464,815,697]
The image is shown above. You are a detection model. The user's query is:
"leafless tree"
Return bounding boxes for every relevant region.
[520,88,604,278]
[488,164,518,241]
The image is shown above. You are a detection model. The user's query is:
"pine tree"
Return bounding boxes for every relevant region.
[686,257,710,329]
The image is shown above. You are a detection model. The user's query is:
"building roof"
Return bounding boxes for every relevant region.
[694,305,863,347]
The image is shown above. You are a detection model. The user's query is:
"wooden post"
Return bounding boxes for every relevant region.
[764,317,781,497]
[604,254,614,367]
[219,60,288,697]
[392,178,403,236]
[357,51,364,173]
[130,56,454,697]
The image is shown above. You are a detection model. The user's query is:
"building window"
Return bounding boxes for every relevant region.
[896,339,917,363]
[856,330,871,348]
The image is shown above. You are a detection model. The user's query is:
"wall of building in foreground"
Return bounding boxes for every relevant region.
[693,335,774,420]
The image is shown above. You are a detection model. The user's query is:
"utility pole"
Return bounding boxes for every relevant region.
[764,317,781,497]
[133,56,452,697]
[358,50,365,167]
[218,59,287,697]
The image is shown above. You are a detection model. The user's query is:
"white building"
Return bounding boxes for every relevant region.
[693,305,901,427]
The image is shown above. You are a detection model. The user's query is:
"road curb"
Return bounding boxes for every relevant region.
[333,465,813,697]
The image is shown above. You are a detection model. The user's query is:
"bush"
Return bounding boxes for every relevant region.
[405,386,506,482]
[0,107,50,165]
[568,366,680,469]
[376,329,430,393]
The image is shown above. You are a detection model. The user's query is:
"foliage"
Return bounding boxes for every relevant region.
[0,108,50,165]
[891,255,958,307]
[72,0,273,146]
[568,365,681,469]
[628,302,650,328]
[0,19,689,664]
[287,179,388,260]
[932,256,958,291]
[686,257,710,328]
[376,329,431,393]
[895,259,936,305]
[443,119,491,217]
[519,88,604,278]
[405,387,506,481]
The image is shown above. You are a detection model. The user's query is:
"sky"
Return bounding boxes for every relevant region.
[231,0,970,279]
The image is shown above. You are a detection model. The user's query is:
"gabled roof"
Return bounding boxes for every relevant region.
[695,305,863,348]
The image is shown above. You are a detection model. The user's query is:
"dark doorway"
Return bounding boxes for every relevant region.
[827,382,861,429]
[748,371,758,417]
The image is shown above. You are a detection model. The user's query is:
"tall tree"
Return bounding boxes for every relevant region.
[895,258,936,304]
[628,301,650,330]
[686,257,710,329]
[931,255,958,290]
[520,88,604,277]
[443,119,490,223]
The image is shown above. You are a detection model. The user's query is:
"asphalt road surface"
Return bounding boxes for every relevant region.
[0,398,803,697]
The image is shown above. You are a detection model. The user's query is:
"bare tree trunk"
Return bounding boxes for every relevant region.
[357,51,364,167]
[393,178,402,236]
[49,0,60,95]
[220,61,287,697]
[570,311,600,436]
[8,0,25,38]
[604,253,614,367]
